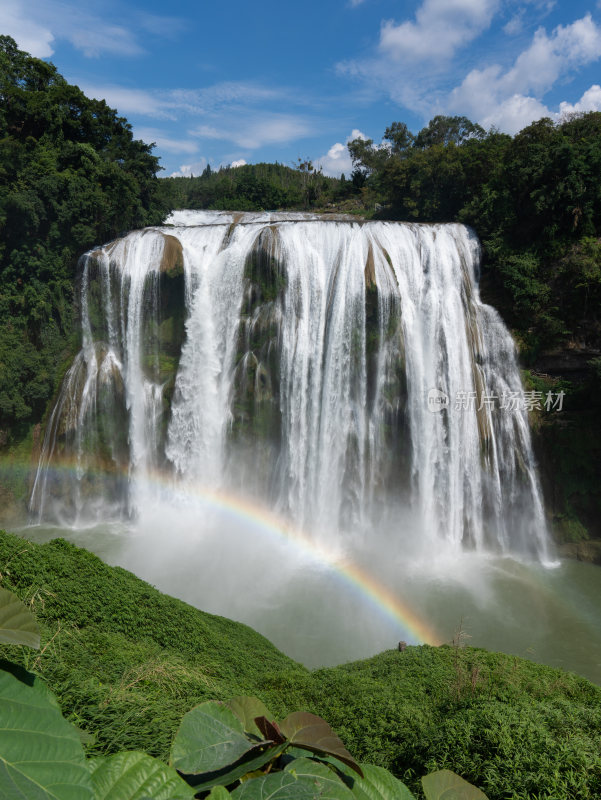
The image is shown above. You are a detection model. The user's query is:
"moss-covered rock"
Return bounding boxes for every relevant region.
[229,228,285,469]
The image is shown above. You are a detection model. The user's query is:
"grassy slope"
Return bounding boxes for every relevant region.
[1,531,600,800]
[0,531,306,759]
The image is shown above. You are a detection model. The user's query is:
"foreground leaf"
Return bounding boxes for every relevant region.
[421,770,489,800]
[171,701,263,774]
[231,771,314,799]
[279,712,363,777]
[183,743,287,792]
[284,757,354,798]
[231,759,352,800]
[207,788,232,799]
[0,587,40,648]
[254,716,286,744]
[341,762,417,800]
[88,751,195,799]
[0,665,93,799]
[226,697,274,738]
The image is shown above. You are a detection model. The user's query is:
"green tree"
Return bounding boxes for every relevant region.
[0,36,166,437]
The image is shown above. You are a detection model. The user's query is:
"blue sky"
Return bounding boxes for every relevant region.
[2,0,601,176]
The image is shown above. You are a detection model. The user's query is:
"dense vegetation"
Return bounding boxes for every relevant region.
[1,531,600,800]
[0,36,166,441]
[348,114,601,354]
[1,595,462,800]
[158,160,354,213]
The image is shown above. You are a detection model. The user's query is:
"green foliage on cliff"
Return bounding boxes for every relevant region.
[158,161,354,213]
[1,531,601,800]
[0,35,166,439]
[349,113,601,350]
[0,646,480,800]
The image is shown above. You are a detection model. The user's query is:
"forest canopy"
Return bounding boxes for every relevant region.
[0,35,165,436]
[347,113,601,352]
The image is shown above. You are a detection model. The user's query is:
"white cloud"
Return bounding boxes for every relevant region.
[137,13,184,39]
[0,0,178,59]
[0,0,54,57]
[336,0,501,115]
[167,83,284,115]
[448,14,601,132]
[317,142,352,177]
[191,114,312,149]
[482,94,551,133]
[171,157,253,176]
[170,159,208,178]
[74,81,292,124]
[80,87,175,118]
[316,129,368,177]
[506,14,601,94]
[134,128,199,154]
[65,23,143,59]
[503,11,524,36]
[559,84,601,116]
[379,0,499,62]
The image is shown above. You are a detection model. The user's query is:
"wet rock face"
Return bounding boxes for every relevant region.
[160,234,184,278]
[228,228,284,488]
[535,345,601,383]
[558,540,601,565]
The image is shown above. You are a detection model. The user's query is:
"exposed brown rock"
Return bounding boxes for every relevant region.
[160,234,184,277]
[365,243,376,288]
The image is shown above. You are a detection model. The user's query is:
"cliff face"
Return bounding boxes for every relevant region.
[2,224,599,563]
[527,342,601,562]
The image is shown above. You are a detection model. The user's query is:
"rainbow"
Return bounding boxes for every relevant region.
[171,484,442,646]
[3,456,442,646]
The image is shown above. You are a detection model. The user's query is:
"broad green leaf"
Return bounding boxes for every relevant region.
[231,771,314,799]
[0,665,93,800]
[207,787,232,799]
[421,770,489,800]
[88,751,195,799]
[231,762,350,800]
[171,701,263,774]
[226,697,274,738]
[284,757,354,798]
[183,743,287,793]
[340,763,417,800]
[279,712,363,777]
[0,587,40,648]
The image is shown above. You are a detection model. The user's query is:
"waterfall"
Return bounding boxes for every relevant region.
[30,211,551,560]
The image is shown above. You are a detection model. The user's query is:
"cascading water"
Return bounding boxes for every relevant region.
[31,209,601,676]
[30,210,550,561]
